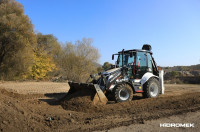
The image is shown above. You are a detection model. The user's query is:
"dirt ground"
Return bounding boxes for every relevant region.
[0,82,67,94]
[0,82,200,132]
[104,111,200,132]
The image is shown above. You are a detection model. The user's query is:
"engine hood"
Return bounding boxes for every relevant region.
[102,67,121,75]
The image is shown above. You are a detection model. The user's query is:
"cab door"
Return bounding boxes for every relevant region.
[135,52,148,79]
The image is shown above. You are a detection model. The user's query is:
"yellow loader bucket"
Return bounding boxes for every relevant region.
[67,81,108,105]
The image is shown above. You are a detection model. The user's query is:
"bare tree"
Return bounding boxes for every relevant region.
[58,38,100,82]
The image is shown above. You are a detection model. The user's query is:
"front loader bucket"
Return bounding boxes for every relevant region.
[67,81,108,105]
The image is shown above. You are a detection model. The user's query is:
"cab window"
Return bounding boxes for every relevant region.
[135,52,148,78]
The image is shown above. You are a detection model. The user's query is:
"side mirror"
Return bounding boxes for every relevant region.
[112,54,114,60]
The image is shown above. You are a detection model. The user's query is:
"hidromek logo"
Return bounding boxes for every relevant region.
[160,123,194,128]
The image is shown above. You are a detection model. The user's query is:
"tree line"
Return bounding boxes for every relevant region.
[0,0,102,82]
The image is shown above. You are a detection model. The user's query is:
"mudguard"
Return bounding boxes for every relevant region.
[140,72,158,86]
[140,71,165,94]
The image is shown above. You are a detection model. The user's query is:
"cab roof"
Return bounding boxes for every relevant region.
[117,49,152,54]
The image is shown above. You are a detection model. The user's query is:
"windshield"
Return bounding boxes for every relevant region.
[118,54,135,67]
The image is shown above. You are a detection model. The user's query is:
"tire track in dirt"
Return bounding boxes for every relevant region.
[0,83,200,132]
[61,92,200,131]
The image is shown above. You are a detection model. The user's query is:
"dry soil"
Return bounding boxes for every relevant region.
[0,82,199,132]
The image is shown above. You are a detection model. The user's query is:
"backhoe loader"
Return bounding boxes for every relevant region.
[67,44,164,105]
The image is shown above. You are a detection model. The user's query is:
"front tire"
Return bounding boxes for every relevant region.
[142,78,161,98]
[114,83,133,102]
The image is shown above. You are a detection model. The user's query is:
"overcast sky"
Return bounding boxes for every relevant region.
[17,0,200,66]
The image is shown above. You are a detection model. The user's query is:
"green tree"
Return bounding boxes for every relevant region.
[171,71,179,78]
[102,62,112,70]
[0,0,36,79]
[36,33,61,61]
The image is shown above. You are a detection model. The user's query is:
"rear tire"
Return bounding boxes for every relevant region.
[114,83,133,102]
[142,78,161,98]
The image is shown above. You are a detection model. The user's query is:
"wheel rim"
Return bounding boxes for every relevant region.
[149,82,158,97]
[119,88,130,101]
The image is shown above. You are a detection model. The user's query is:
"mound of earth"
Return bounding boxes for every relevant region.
[61,91,200,115]
[1,83,200,132]
[0,88,48,132]
[60,91,200,131]
[60,86,101,112]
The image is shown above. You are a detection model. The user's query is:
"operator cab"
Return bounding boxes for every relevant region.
[112,45,159,80]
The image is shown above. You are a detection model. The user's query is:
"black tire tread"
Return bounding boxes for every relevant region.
[142,77,160,98]
[114,83,133,102]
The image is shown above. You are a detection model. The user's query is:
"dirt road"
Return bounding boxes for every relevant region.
[0,82,199,132]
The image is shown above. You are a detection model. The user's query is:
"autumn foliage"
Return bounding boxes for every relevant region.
[0,0,101,81]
